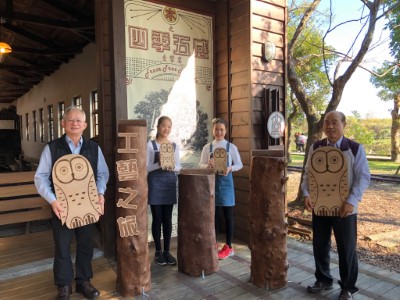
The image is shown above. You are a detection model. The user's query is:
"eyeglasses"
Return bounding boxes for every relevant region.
[66,119,85,124]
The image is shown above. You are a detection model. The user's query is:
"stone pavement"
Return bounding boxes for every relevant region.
[1,235,400,299]
[145,237,400,300]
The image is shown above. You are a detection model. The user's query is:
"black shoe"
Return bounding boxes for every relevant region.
[339,290,353,300]
[56,286,72,300]
[307,281,333,293]
[76,281,100,299]
[163,251,177,265]
[155,250,167,266]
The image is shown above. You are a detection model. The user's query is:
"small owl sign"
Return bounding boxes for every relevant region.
[52,154,102,229]
[159,143,175,171]
[213,147,227,175]
[308,147,350,216]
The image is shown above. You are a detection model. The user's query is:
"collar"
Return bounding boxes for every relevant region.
[65,135,83,146]
[327,136,344,148]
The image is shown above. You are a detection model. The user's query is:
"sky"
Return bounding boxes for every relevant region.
[317,0,393,119]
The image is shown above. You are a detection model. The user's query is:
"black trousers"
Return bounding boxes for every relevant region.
[51,214,94,286]
[312,213,358,293]
[215,206,234,247]
[150,204,174,252]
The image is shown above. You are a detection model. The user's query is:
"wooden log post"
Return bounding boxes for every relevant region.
[177,168,219,276]
[115,120,151,296]
[249,155,288,289]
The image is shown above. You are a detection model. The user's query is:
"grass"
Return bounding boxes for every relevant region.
[288,153,400,176]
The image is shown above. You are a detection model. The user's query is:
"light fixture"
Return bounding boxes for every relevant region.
[262,41,275,63]
[0,17,12,54]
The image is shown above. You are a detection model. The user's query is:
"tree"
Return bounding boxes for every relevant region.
[370,62,400,161]
[287,0,400,205]
[369,0,400,162]
[133,89,170,136]
[286,0,333,158]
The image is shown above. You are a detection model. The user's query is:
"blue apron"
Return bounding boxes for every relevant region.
[210,143,235,206]
[148,141,177,205]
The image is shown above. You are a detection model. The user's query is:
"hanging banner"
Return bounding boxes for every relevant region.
[124,0,214,168]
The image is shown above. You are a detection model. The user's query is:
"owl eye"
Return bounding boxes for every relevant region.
[70,157,89,180]
[310,150,328,173]
[327,149,344,173]
[54,159,74,184]
[161,144,168,151]
[167,144,173,152]
[219,149,227,158]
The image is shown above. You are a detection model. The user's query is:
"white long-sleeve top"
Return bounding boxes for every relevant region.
[146,140,181,173]
[199,139,243,172]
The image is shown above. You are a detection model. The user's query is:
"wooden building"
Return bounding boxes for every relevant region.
[0,0,287,259]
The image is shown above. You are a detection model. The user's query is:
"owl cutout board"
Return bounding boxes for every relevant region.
[159,143,175,171]
[308,146,350,216]
[213,147,228,175]
[52,154,102,229]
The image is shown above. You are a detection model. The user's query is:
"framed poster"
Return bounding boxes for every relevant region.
[125,0,214,168]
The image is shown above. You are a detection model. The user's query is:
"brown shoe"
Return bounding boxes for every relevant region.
[56,286,72,300]
[76,281,100,299]
[339,290,353,300]
[307,281,333,293]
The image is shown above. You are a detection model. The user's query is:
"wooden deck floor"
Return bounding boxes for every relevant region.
[1,230,400,299]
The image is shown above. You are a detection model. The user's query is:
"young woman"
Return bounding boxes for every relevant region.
[147,116,181,265]
[199,118,243,260]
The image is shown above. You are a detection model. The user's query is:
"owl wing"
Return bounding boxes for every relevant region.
[308,172,318,207]
[54,183,69,226]
[87,174,102,215]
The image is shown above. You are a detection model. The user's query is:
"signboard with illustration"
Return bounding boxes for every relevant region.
[125,0,214,168]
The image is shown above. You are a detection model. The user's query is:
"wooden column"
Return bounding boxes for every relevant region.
[249,155,288,289]
[177,169,218,276]
[115,120,150,296]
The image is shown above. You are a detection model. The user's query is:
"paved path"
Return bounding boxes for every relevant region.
[1,236,399,299]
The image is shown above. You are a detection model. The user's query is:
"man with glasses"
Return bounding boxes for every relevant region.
[35,106,109,300]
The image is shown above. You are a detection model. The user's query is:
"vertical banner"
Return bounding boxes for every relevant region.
[115,120,150,297]
[124,0,214,167]
[124,0,214,240]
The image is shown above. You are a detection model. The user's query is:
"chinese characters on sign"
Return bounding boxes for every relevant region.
[116,132,141,237]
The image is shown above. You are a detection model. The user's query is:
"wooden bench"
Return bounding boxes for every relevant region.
[0,171,52,233]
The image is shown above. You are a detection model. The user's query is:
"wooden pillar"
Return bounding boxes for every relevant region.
[177,169,219,276]
[115,120,151,296]
[249,155,288,289]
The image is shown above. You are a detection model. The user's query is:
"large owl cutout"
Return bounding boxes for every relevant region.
[52,154,102,229]
[159,143,175,171]
[214,147,227,175]
[308,147,350,216]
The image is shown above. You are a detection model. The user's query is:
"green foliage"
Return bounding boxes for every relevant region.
[345,116,374,146]
[370,61,400,102]
[287,0,334,117]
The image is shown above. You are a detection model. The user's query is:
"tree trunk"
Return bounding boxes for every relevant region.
[391,93,400,162]
[115,120,151,297]
[177,169,218,276]
[249,156,288,289]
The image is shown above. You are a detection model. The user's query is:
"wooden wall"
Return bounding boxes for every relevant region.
[223,0,287,242]
[97,0,287,253]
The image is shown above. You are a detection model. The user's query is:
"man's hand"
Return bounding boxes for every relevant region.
[51,200,63,220]
[340,202,354,218]
[97,194,105,215]
[304,196,313,212]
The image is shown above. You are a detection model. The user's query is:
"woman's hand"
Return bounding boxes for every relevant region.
[208,157,215,169]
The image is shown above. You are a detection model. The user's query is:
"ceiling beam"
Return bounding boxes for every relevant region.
[0,10,94,29]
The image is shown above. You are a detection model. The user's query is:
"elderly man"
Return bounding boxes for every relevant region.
[35,106,109,300]
[301,111,370,300]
